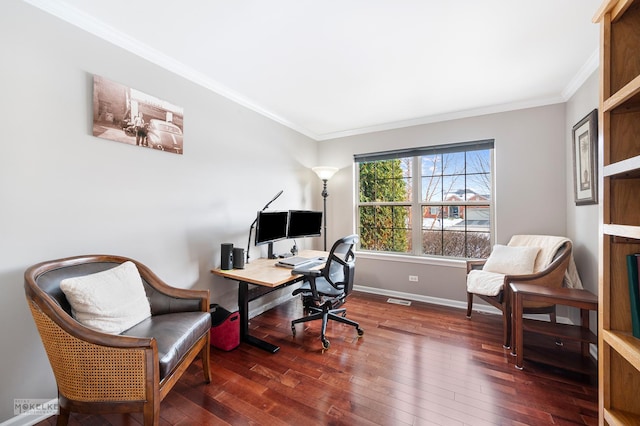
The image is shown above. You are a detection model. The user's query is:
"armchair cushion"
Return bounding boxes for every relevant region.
[60,261,151,334]
[466,270,506,296]
[121,311,211,379]
[483,244,540,275]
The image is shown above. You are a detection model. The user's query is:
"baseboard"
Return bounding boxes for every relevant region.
[0,398,58,426]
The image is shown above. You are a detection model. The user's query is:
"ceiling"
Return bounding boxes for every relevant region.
[25,0,602,141]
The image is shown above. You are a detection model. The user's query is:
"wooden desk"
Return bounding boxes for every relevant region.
[510,283,598,374]
[212,249,326,353]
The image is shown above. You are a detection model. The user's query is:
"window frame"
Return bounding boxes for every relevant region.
[354,139,495,260]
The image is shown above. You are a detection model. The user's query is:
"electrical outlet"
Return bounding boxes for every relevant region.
[409,275,419,282]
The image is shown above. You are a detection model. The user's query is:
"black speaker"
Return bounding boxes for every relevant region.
[233,247,245,269]
[220,243,233,270]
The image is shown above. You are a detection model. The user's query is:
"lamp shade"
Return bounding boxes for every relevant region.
[312,166,338,181]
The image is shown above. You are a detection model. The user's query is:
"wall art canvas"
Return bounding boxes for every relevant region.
[92,75,184,155]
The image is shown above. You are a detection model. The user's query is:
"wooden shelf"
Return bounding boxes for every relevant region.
[521,333,597,375]
[603,155,640,178]
[603,74,640,112]
[596,0,640,422]
[523,319,597,344]
[604,408,640,426]
[602,329,640,371]
[603,224,640,239]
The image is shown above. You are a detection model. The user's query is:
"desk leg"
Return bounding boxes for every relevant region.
[238,281,280,353]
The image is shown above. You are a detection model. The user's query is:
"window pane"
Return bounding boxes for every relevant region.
[422,230,442,256]
[358,205,411,253]
[442,175,463,201]
[466,231,491,258]
[359,159,411,202]
[466,173,491,201]
[466,149,491,174]
[421,154,442,176]
[442,231,466,257]
[422,176,442,202]
[422,206,443,230]
[442,152,465,175]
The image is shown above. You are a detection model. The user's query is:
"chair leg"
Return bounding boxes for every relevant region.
[56,407,70,426]
[466,292,473,318]
[327,311,360,328]
[143,398,159,426]
[201,340,211,383]
[292,310,325,326]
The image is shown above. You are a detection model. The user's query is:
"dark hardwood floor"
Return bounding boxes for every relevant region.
[36,292,598,425]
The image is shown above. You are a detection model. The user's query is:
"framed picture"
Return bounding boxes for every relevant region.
[572,109,598,205]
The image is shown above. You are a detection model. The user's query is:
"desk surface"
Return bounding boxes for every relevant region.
[212,249,326,287]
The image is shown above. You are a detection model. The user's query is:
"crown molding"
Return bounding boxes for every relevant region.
[561,48,599,101]
[22,0,321,141]
[23,0,598,143]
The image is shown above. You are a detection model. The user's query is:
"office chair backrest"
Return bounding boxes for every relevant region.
[324,234,359,295]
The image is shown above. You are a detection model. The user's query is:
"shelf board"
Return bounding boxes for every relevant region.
[603,330,640,371]
[522,319,597,344]
[604,156,640,178]
[520,333,597,375]
[603,224,640,240]
[521,341,597,375]
[604,408,640,425]
[603,74,640,112]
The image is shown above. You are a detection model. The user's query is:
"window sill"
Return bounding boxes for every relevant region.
[355,251,467,269]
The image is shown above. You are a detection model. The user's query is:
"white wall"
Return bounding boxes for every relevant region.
[565,70,599,296]
[318,104,570,302]
[564,70,600,327]
[0,2,318,422]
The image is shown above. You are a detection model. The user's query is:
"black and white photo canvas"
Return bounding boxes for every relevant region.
[92,75,184,155]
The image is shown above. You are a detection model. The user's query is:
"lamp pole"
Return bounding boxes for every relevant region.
[321,178,329,251]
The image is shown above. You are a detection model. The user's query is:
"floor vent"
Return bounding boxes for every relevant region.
[386,298,411,306]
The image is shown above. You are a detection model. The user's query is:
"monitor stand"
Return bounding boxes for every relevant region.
[267,242,277,259]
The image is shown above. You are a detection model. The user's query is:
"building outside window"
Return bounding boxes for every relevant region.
[355,140,494,259]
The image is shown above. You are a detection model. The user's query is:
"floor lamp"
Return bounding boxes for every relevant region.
[312,166,338,251]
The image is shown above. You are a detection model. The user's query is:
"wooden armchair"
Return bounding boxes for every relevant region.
[24,255,212,426]
[466,236,573,349]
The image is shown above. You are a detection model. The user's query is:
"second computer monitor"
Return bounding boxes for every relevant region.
[287,210,323,239]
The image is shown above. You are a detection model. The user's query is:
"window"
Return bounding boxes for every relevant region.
[355,140,494,259]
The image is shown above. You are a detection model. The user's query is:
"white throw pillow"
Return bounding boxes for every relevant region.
[483,244,540,275]
[60,261,151,334]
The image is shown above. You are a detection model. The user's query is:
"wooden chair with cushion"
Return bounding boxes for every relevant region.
[466,235,575,349]
[24,254,212,426]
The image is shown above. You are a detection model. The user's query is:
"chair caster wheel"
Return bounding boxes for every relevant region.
[322,338,330,350]
[357,328,364,336]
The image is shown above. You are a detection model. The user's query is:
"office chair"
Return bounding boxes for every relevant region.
[290,234,363,350]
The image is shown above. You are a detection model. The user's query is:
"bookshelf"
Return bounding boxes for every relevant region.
[593,0,640,424]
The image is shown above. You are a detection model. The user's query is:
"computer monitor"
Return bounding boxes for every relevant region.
[255,211,288,258]
[287,210,323,239]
